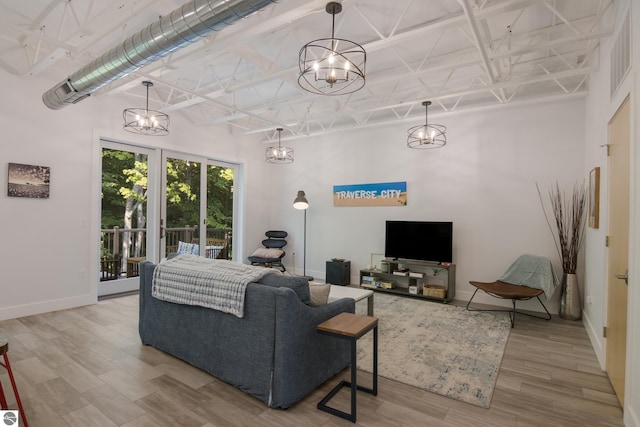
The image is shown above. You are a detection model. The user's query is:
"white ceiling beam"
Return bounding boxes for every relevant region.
[101,0,541,99]
[361,65,594,114]
[26,0,62,32]
[543,1,581,35]
[91,0,607,115]
[163,1,609,116]
[459,0,498,85]
[247,91,589,140]
[0,19,77,52]
[203,61,594,133]
[106,0,331,87]
[199,39,591,128]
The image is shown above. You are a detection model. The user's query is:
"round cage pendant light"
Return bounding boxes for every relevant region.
[298,2,366,96]
[407,101,446,149]
[123,81,170,136]
[266,128,294,164]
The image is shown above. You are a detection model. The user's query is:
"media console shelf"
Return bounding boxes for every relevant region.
[359,259,455,303]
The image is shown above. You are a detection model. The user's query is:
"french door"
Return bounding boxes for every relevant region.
[98,144,236,297]
[160,151,236,261]
[99,140,158,296]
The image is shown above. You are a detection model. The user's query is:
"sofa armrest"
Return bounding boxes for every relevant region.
[270,289,355,408]
[299,297,355,324]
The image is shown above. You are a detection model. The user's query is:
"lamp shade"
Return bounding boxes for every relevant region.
[293,190,309,210]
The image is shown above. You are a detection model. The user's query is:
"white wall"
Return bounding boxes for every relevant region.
[583,0,639,424]
[269,98,586,315]
[0,67,268,320]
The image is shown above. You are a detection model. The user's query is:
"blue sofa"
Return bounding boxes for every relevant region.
[138,261,355,408]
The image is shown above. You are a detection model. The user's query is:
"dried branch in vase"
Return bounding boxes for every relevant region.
[536,182,587,274]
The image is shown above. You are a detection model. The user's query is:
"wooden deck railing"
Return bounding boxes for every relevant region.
[100,226,231,281]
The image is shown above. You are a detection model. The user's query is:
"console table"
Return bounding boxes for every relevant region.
[316,312,378,423]
[360,259,456,303]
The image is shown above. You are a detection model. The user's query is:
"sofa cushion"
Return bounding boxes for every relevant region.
[257,273,311,305]
[250,248,284,259]
[309,283,331,306]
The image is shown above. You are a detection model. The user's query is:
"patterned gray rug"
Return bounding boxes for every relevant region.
[356,293,511,408]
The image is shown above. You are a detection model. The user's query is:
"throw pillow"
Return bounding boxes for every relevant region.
[309,283,331,306]
[250,248,283,259]
[257,274,311,305]
[177,241,199,255]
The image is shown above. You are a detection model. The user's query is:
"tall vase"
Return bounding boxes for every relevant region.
[559,272,581,320]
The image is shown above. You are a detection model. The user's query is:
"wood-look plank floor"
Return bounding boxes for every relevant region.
[0,294,624,427]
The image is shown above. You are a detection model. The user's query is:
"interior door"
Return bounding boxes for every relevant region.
[605,96,630,405]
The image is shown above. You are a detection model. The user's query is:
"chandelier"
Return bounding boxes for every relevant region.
[266,128,293,164]
[298,2,366,96]
[123,81,169,136]
[407,101,447,149]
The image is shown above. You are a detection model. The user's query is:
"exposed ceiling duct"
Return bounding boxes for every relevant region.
[42,0,278,110]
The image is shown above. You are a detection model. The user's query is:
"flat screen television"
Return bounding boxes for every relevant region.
[385,220,453,263]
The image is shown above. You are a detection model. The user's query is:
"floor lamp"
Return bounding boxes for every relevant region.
[293,190,313,280]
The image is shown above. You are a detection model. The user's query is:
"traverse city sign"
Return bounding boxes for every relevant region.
[333,181,407,207]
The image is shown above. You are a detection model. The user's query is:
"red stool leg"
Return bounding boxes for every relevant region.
[0,381,8,409]
[1,353,28,427]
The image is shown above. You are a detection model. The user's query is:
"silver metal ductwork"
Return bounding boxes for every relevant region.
[43,0,278,110]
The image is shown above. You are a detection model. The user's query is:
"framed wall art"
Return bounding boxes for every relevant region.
[333,181,407,207]
[589,166,600,228]
[7,163,51,199]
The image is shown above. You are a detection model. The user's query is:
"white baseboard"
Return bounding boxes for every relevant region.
[626,405,639,427]
[0,294,96,321]
[582,310,605,369]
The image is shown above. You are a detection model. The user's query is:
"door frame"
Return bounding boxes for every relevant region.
[91,133,161,300]
[97,139,160,296]
[604,96,631,405]
[91,133,242,300]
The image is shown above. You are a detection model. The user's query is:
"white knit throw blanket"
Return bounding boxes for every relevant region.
[152,254,280,318]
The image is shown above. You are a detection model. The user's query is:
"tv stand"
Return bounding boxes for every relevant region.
[359,258,455,303]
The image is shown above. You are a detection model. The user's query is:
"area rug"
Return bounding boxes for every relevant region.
[356,293,511,408]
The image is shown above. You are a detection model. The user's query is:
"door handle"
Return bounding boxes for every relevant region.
[615,269,628,285]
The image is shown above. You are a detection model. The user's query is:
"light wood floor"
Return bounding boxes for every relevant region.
[0,294,624,427]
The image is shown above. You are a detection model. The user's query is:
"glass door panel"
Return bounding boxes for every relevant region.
[204,163,235,259]
[162,154,203,257]
[99,141,153,296]
[160,153,238,262]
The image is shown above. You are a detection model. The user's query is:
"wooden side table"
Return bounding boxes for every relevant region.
[316,312,378,423]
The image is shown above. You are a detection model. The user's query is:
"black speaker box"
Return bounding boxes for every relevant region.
[326,260,351,285]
